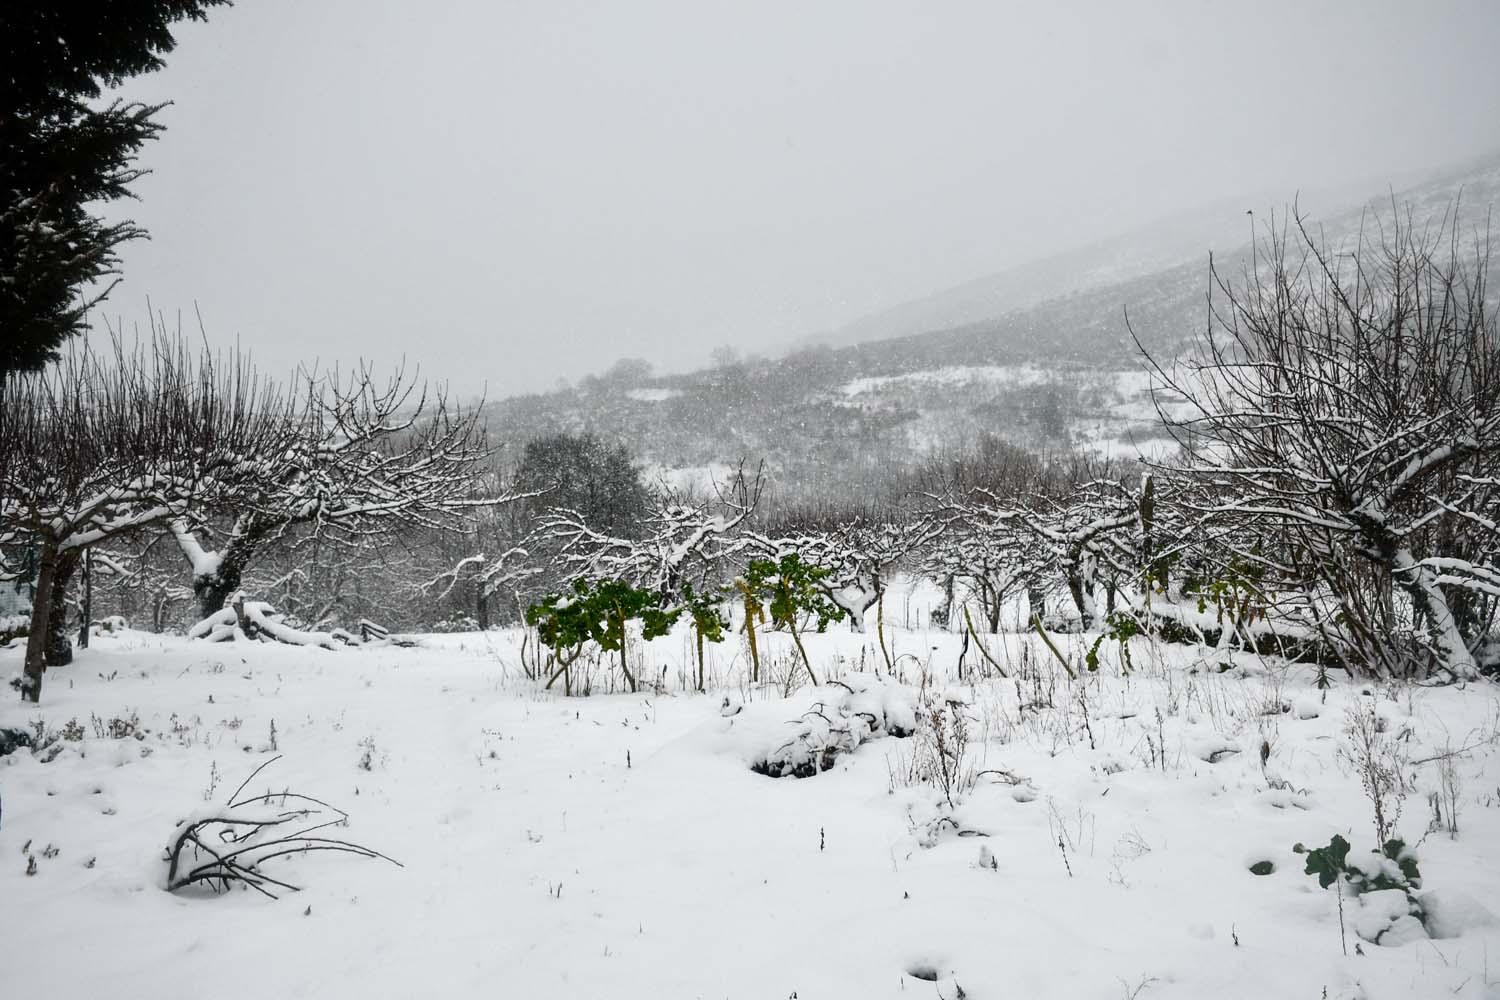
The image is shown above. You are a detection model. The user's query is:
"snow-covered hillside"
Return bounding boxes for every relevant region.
[480,154,1500,496]
[4,605,1499,999]
[819,153,1500,353]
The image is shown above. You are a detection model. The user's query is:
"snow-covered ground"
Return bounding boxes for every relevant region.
[840,364,1053,397]
[4,613,1500,999]
[626,387,680,403]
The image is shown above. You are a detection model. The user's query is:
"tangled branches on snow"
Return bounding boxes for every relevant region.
[164,756,400,898]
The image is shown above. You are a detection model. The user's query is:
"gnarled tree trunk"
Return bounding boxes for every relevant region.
[44,549,81,666]
[20,541,60,702]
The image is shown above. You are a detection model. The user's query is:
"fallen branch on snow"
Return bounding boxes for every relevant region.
[187,594,358,650]
[164,755,401,898]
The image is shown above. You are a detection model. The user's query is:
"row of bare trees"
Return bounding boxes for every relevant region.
[0,334,500,701]
[491,203,1498,682]
[4,202,1494,690]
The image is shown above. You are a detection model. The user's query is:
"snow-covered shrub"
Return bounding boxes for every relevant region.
[887,687,980,808]
[431,614,479,633]
[911,693,975,807]
[0,613,29,646]
[0,727,34,759]
[1294,835,1427,946]
[751,675,916,778]
[91,711,143,741]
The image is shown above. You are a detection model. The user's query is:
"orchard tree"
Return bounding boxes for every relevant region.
[1137,205,1500,679]
[922,507,1045,633]
[168,365,498,622]
[1,2,228,379]
[0,336,298,702]
[539,462,763,599]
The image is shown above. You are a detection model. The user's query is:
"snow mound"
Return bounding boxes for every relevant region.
[1422,890,1499,940]
[748,675,918,778]
[188,596,355,650]
[1355,889,1428,946]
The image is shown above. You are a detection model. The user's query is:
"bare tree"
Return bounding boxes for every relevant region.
[168,364,497,622]
[923,503,1048,633]
[749,513,939,632]
[537,462,765,599]
[935,456,1143,633]
[0,336,298,701]
[1136,204,1500,678]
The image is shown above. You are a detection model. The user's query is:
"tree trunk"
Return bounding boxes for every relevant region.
[44,549,80,667]
[1392,547,1477,679]
[194,551,247,621]
[1138,473,1161,596]
[695,630,705,692]
[978,578,1002,633]
[182,516,266,620]
[476,585,491,630]
[1027,582,1047,626]
[153,589,169,633]
[20,541,60,702]
[1067,554,1104,631]
[789,617,818,687]
[77,548,93,649]
[1067,572,1089,624]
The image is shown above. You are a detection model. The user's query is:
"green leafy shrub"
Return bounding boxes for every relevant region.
[681,583,728,691]
[1085,610,1142,674]
[741,554,846,686]
[526,578,674,693]
[1294,834,1426,944]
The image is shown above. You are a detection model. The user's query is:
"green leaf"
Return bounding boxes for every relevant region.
[1299,834,1350,889]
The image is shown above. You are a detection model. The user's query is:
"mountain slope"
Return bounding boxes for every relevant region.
[483,155,1500,499]
[822,152,1500,353]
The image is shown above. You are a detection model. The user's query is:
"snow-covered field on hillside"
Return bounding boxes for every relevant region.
[4,609,1500,1000]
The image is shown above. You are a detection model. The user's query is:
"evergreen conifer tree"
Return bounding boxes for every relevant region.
[0,2,228,378]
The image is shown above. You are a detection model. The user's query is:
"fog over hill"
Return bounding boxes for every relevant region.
[821,152,1500,354]
[484,153,1500,500]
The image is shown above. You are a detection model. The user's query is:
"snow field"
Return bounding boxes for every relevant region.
[3,618,1500,999]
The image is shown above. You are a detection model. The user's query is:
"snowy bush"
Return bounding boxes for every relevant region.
[910,692,976,807]
[526,578,679,693]
[751,675,916,778]
[0,613,29,646]
[430,614,480,633]
[1294,834,1428,946]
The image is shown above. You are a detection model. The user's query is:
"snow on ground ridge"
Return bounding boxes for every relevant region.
[2,610,1499,1000]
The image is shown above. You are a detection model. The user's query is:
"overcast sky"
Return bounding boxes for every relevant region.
[99,0,1500,398]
